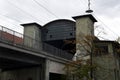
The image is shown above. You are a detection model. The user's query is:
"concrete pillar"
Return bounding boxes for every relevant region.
[0,69,1,80]
[21,23,42,50]
[45,59,50,80]
[72,14,97,60]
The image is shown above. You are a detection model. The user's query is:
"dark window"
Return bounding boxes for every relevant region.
[50,35,52,38]
[114,69,117,80]
[27,77,32,80]
[46,29,48,33]
[50,73,66,80]
[117,70,119,80]
[99,45,108,53]
[94,45,108,56]
[70,33,73,36]
[74,26,76,31]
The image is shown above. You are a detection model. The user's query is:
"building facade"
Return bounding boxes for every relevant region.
[93,41,120,80]
[0,14,119,80]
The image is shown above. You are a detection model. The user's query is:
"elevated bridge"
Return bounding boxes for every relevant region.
[0,25,73,80]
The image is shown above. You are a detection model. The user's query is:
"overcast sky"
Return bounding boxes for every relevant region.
[0,0,120,40]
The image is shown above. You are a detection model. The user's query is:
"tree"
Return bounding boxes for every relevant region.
[64,59,96,80]
[63,23,119,80]
[63,34,97,80]
[92,41,120,80]
[63,35,119,80]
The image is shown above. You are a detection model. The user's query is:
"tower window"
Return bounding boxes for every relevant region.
[46,29,48,33]
[94,45,108,56]
[46,30,48,33]
[70,33,73,36]
[50,35,52,38]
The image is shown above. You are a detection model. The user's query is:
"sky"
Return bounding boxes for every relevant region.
[0,0,120,40]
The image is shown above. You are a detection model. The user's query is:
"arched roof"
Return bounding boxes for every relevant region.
[43,19,75,27]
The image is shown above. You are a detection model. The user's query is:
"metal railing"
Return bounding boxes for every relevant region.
[0,25,73,60]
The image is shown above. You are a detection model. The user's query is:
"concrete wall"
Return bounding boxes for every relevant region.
[73,15,96,60]
[76,17,94,56]
[46,59,65,74]
[1,67,41,80]
[45,59,66,80]
[93,43,119,80]
[23,24,42,50]
[93,55,116,80]
[75,17,94,37]
[24,26,35,48]
[49,60,65,74]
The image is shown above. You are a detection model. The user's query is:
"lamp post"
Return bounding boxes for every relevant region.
[86,0,93,13]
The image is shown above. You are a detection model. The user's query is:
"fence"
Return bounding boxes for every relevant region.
[0,25,73,60]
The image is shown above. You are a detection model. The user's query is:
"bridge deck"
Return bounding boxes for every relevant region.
[0,25,73,71]
[0,25,73,60]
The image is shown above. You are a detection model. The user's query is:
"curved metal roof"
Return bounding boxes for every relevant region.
[43,19,75,27]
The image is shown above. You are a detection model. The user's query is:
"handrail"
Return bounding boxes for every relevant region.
[0,25,73,60]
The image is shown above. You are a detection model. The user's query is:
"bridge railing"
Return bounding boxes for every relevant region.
[0,25,73,60]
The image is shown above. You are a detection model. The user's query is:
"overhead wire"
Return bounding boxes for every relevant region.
[33,0,119,40]
[2,0,119,40]
[80,0,120,40]
[31,0,56,21]
[32,0,59,18]
[0,13,22,23]
[6,0,44,24]
[0,12,23,27]
[76,0,88,13]
[93,14,119,38]
[0,14,23,31]
[90,0,120,39]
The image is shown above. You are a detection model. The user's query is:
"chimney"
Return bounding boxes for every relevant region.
[72,14,97,60]
[21,23,42,50]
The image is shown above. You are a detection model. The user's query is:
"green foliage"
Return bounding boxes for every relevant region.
[64,60,97,80]
[63,35,97,80]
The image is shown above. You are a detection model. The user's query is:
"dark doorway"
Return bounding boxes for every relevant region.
[49,73,66,80]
